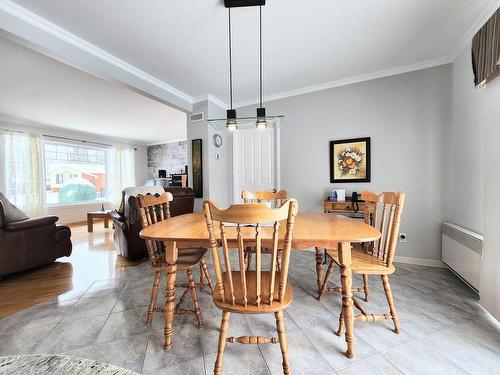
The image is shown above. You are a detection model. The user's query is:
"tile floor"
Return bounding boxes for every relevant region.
[1,250,499,374]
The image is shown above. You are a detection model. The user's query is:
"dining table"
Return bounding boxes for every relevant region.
[139,211,381,358]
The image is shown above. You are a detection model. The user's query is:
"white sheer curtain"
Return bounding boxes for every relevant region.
[108,145,136,208]
[0,131,46,217]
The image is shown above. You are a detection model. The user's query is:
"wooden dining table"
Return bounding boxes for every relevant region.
[140,211,381,358]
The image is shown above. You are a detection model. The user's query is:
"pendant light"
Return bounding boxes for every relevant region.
[226,7,238,131]
[255,5,267,129]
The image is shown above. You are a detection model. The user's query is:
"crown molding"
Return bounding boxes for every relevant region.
[234,57,451,108]
[0,0,193,112]
[448,0,500,61]
[193,94,228,110]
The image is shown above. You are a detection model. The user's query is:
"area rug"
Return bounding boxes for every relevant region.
[0,355,139,375]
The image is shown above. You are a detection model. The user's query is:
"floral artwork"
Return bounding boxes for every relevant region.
[330,138,371,183]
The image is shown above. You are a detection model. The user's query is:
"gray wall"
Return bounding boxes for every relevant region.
[239,65,452,261]
[449,45,500,320]
[147,141,187,179]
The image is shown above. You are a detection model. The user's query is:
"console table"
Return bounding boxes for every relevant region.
[324,198,365,218]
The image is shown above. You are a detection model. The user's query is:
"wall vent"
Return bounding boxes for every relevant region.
[190,112,204,122]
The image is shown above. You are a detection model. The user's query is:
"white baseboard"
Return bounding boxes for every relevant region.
[394,256,445,268]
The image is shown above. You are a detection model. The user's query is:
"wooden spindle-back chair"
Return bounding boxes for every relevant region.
[203,199,298,375]
[318,191,405,335]
[137,192,213,328]
[241,190,288,270]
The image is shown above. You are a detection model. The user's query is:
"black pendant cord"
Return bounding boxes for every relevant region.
[228,7,233,110]
[259,5,263,108]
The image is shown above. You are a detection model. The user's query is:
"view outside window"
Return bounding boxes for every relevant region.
[44,142,108,204]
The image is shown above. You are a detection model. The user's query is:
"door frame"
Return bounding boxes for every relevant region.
[232,119,281,203]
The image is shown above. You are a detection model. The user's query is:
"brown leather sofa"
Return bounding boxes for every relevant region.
[111,186,195,260]
[0,196,72,277]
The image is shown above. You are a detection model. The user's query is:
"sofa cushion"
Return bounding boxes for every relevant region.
[0,193,29,224]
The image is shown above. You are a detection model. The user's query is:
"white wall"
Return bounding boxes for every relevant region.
[449,44,500,320]
[187,100,232,211]
[238,65,452,261]
[0,118,148,223]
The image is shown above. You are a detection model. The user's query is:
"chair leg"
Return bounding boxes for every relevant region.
[362,274,369,302]
[276,251,282,272]
[317,260,335,300]
[146,271,161,326]
[381,275,400,334]
[275,310,291,375]
[315,247,323,293]
[214,311,231,375]
[199,263,205,289]
[187,269,203,329]
[244,252,252,271]
[336,311,344,336]
[200,258,214,292]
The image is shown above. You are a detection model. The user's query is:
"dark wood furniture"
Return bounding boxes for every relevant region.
[87,210,112,233]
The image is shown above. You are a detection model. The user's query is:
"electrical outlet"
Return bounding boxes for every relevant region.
[399,233,407,243]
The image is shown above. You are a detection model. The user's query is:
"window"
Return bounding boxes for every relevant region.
[44,141,109,205]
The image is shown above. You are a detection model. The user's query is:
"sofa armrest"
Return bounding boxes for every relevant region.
[4,216,59,231]
[110,209,125,223]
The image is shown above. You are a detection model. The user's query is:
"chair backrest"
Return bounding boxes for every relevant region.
[241,190,288,208]
[120,185,165,220]
[136,192,173,267]
[362,191,405,268]
[203,199,298,307]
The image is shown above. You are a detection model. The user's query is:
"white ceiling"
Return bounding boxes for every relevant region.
[0,36,187,144]
[9,0,495,106]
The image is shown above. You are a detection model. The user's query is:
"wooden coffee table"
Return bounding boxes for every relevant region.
[87,210,112,232]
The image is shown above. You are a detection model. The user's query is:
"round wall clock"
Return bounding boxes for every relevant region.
[213,134,223,148]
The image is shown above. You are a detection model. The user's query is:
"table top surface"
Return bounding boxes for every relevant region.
[87,210,112,216]
[140,211,381,249]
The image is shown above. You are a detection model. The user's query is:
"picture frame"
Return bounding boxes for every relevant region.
[192,139,203,197]
[330,137,371,183]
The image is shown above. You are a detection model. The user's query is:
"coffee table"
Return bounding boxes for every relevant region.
[87,210,112,232]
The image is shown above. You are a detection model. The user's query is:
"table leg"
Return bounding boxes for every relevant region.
[164,241,178,350]
[87,216,93,233]
[315,247,323,292]
[104,217,109,228]
[339,241,355,358]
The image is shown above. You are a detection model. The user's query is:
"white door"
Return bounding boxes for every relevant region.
[232,125,279,203]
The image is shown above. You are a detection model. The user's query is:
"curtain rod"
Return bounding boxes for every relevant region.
[43,134,113,147]
[2,128,137,150]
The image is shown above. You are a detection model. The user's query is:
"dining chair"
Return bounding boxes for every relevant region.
[204,198,298,375]
[241,189,288,270]
[318,191,405,335]
[136,192,214,328]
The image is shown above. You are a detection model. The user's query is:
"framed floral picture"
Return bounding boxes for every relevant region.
[330,137,371,183]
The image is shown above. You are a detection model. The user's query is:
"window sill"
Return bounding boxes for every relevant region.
[46,200,112,208]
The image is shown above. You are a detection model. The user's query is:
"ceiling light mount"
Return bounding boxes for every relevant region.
[224,0,265,8]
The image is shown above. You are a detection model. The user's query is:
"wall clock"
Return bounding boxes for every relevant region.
[213,134,223,148]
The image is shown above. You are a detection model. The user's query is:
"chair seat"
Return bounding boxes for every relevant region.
[153,248,208,271]
[213,271,292,314]
[327,249,395,275]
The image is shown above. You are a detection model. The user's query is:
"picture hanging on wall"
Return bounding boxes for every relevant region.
[192,139,203,197]
[330,137,371,183]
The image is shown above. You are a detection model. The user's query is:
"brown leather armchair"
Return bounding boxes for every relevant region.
[111,186,195,260]
[0,199,72,277]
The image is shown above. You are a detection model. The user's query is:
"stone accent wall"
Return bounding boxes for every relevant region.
[147,141,187,179]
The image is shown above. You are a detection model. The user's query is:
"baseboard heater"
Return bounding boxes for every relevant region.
[441,222,483,293]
